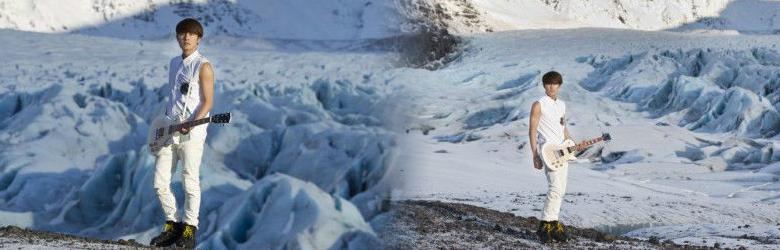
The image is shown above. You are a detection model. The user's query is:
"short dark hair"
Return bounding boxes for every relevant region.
[176,18,203,38]
[542,71,562,85]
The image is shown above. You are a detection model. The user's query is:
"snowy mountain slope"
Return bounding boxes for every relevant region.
[410,0,780,34]
[0,0,404,40]
[671,0,780,33]
[5,0,779,41]
[0,29,402,248]
[388,29,780,249]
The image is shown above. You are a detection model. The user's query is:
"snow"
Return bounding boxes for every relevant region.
[0,236,134,250]
[0,0,404,40]
[0,211,34,228]
[6,0,779,41]
[626,224,780,249]
[200,173,375,250]
[420,0,780,35]
[581,48,780,138]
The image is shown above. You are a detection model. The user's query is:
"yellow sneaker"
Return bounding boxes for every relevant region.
[149,220,182,247]
[552,220,570,242]
[175,223,198,249]
[536,221,554,243]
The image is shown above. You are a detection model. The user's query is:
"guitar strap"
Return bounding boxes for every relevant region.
[171,63,193,144]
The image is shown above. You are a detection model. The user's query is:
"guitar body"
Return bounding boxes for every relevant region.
[147,115,177,155]
[541,139,576,171]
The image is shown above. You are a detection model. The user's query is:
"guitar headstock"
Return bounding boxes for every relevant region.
[210,113,232,124]
[602,133,612,141]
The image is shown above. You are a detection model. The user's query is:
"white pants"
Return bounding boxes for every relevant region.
[153,136,204,227]
[541,162,568,221]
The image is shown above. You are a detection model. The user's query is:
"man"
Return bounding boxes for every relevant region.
[149,18,214,249]
[528,71,572,243]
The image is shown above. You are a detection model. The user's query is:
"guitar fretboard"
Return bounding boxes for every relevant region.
[567,137,605,152]
[169,117,210,134]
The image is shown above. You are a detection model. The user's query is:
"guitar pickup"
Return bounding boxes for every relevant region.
[155,128,164,139]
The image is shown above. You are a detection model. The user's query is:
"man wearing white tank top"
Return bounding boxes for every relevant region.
[150,18,214,249]
[528,71,573,243]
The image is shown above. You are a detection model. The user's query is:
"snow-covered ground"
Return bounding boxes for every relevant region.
[390,29,780,249]
[0,225,146,250]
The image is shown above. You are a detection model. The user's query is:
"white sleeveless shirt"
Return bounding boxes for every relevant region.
[536,95,566,146]
[165,51,209,121]
[166,50,210,141]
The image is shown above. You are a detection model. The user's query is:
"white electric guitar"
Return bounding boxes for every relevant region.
[147,112,231,155]
[541,133,611,171]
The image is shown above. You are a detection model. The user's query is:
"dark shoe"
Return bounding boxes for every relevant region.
[551,220,570,242]
[150,220,183,247]
[536,221,554,243]
[175,223,197,249]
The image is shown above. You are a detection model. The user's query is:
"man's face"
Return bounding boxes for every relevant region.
[176,32,200,51]
[543,83,561,97]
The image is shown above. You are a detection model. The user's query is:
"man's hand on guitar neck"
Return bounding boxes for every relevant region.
[180,111,210,135]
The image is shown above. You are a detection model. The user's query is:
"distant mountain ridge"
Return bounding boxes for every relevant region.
[405,0,780,35]
[2,0,778,41]
[0,0,404,40]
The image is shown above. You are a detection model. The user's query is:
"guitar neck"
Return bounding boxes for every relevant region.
[171,117,210,132]
[573,137,604,151]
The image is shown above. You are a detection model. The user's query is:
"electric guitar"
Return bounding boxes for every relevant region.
[147,112,231,155]
[540,133,611,171]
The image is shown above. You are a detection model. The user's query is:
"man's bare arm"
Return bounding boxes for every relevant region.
[529,101,543,169]
[194,62,214,120]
